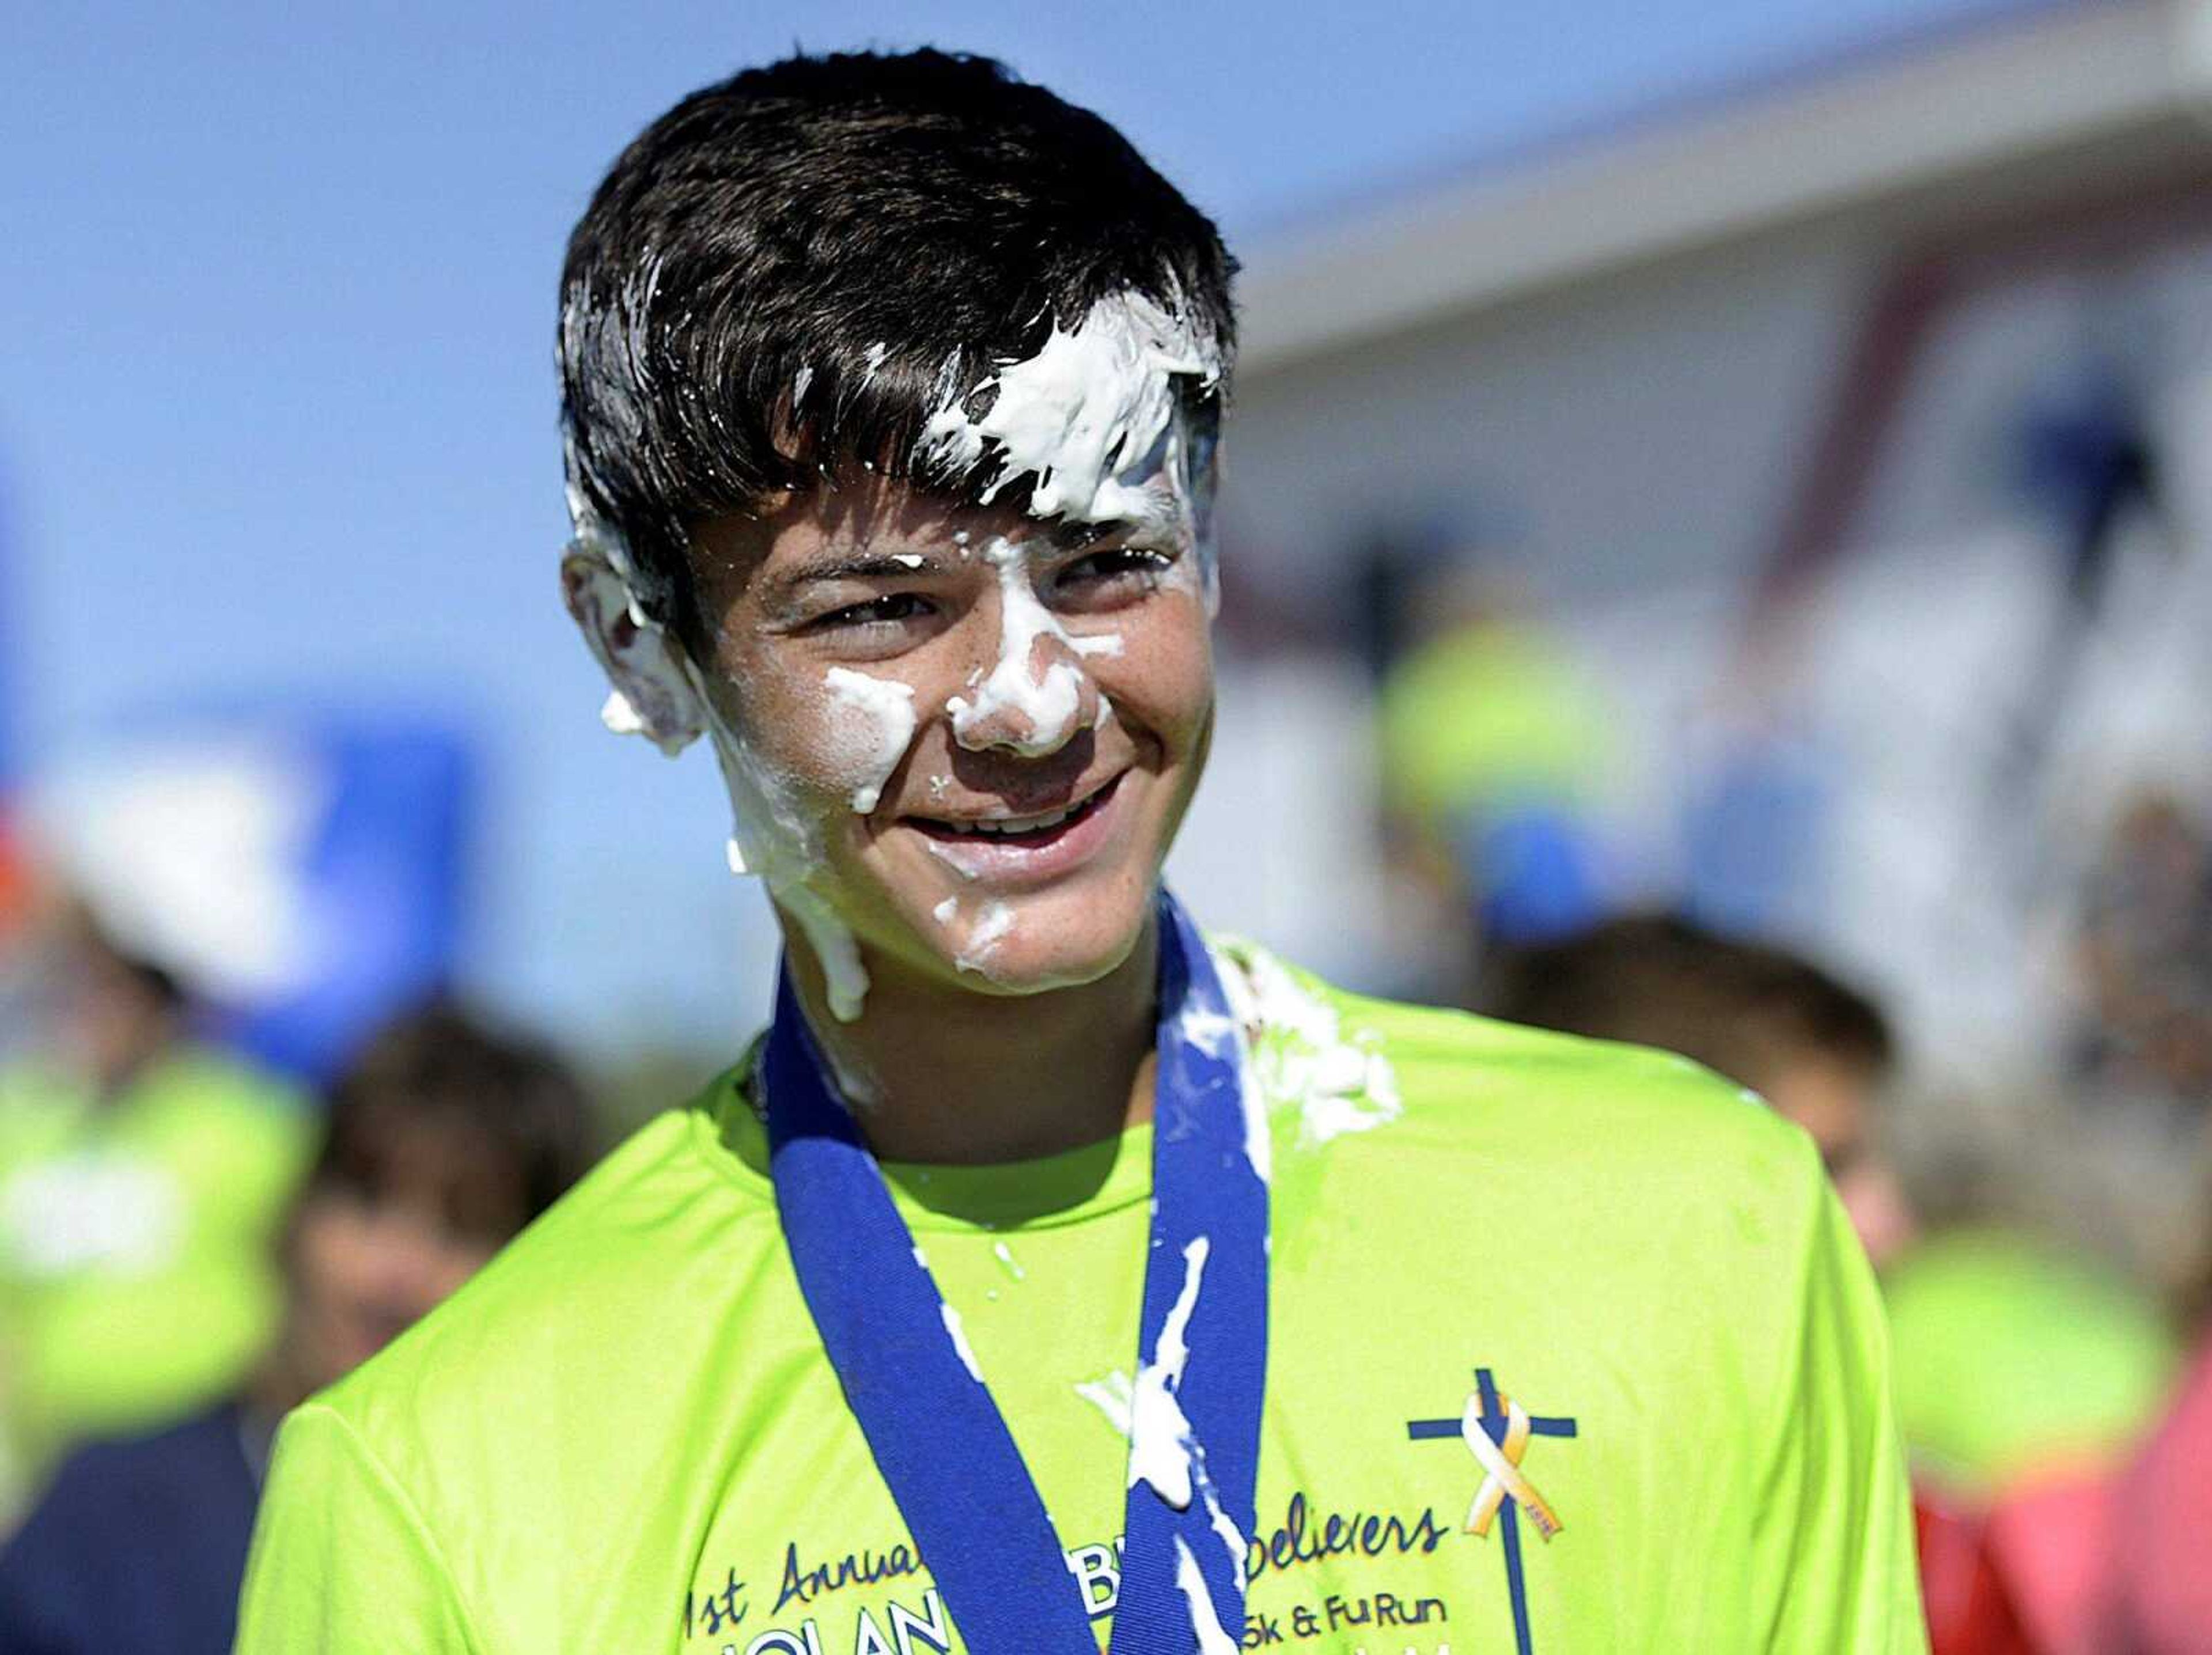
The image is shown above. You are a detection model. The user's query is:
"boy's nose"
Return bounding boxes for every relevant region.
[950,631,1100,757]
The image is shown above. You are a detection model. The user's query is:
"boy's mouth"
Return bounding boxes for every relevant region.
[904,772,1127,880]
[908,774,1119,845]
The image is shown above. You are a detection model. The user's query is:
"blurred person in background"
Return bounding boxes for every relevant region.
[1483,912,2194,1655]
[2055,1081,2212,1654]
[1376,567,1615,980]
[2073,788,2212,1112]
[1933,786,2212,1655]
[2096,1298,2212,1653]
[1483,911,1915,1266]
[0,901,309,1521]
[0,1002,599,1655]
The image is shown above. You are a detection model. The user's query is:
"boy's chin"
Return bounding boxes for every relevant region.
[927,904,1150,999]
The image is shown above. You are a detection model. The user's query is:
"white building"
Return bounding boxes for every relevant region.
[1186,0,2212,1091]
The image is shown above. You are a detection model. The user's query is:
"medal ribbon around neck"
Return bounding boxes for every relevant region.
[762,889,1270,1654]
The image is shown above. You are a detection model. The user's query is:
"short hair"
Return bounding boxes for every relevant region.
[558,48,1237,645]
[1482,913,1895,1093]
[309,1003,600,1229]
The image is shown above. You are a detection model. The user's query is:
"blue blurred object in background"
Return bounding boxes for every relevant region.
[1682,732,1832,941]
[1464,805,1607,945]
[211,720,474,1085]
[33,717,475,1088]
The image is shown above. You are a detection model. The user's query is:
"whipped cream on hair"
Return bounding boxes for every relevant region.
[918,286,1221,533]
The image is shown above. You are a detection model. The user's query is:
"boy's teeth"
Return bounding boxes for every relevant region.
[960,801,1077,835]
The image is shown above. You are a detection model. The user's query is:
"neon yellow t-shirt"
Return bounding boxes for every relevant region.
[237,944,1922,1653]
[0,1046,309,1510]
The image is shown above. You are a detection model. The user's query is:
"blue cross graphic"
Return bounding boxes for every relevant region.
[1407,1368,1577,1655]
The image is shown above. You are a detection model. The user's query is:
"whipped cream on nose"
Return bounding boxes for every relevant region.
[946,537,1107,756]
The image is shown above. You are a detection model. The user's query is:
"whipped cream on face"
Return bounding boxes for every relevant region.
[954,899,1015,975]
[921,282,1225,615]
[946,538,1113,756]
[924,840,983,881]
[691,662,873,1022]
[822,668,918,814]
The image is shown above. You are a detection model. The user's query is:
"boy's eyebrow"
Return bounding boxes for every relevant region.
[767,550,949,594]
[763,523,1128,603]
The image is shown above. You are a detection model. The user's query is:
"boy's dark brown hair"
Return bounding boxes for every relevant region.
[558,48,1237,650]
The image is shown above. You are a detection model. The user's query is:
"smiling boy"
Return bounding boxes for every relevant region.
[236,49,1923,1654]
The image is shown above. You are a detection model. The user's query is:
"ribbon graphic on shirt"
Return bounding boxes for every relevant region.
[1460,1387,1563,1540]
[763,889,1269,1654]
[1410,1369,1578,1655]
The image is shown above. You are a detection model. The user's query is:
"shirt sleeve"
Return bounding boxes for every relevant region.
[1750,1169,1928,1653]
[234,1403,480,1654]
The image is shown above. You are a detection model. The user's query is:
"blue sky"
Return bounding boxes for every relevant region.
[0,0,2052,1053]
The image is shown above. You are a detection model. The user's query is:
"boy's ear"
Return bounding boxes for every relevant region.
[560,544,710,758]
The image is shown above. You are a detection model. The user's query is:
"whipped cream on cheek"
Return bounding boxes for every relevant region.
[821,668,917,814]
[691,664,877,1024]
[553,517,877,1024]
[717,658,940,1018]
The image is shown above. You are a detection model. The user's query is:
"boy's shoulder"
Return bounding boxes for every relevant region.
[1221,936,1817,1192]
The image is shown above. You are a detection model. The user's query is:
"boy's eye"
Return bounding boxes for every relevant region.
[815,592,934,631]
[1054,546,1175,599]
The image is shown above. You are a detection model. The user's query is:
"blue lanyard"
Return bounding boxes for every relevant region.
[762,891,1270,1653]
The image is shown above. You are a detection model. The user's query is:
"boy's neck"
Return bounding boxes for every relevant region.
[780,913,1160,1166]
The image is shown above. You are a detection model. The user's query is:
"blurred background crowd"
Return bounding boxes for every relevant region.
[7,1,2212,1650]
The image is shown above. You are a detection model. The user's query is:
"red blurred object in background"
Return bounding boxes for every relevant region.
[1983,1469,2119,1655]
[2099,1335,2212,1654]
[0,809,28,945]
[1918,1491,2040,1655]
